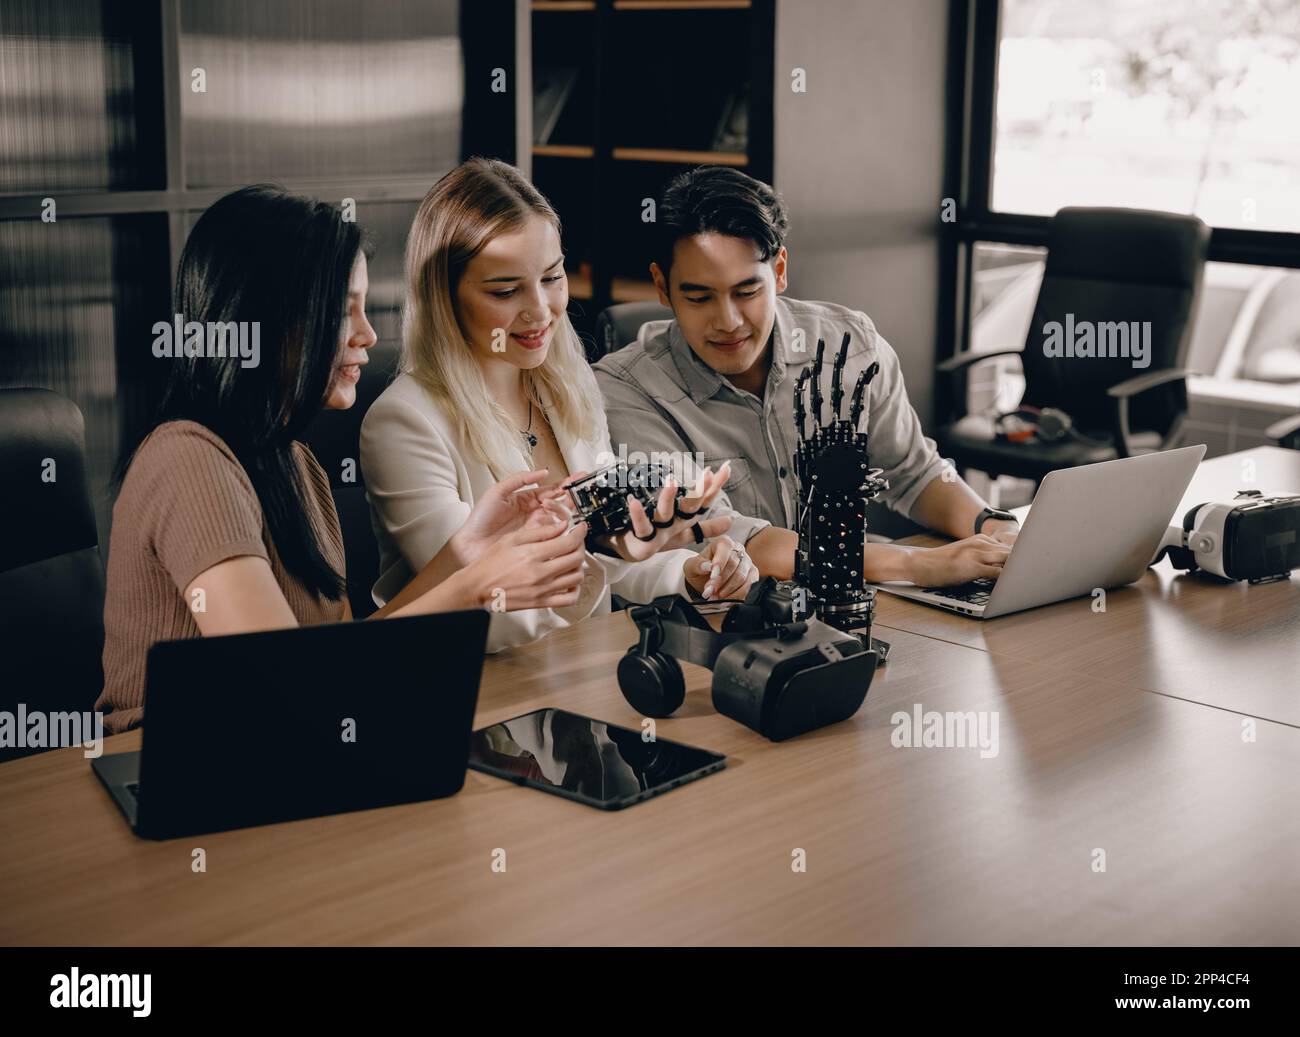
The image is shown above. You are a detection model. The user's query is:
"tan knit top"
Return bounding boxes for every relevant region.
[97,420,346,732]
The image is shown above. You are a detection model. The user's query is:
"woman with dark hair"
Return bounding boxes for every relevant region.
[97,185,587,733]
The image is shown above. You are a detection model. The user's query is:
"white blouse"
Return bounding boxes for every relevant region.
[359,372,695,652]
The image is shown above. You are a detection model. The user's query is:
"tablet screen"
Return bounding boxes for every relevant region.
[467,708,725,809]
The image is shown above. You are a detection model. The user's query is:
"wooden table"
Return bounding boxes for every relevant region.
[879,447,1300,728]
[3,590,1298,944]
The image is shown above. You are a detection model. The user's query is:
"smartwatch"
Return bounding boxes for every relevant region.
[974,506,1017,535]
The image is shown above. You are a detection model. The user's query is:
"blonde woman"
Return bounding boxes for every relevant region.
[361,159,759,651]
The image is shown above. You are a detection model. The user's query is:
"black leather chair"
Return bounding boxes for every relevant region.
[936,207,1210,485]
[0,388,106,763]
[591,301,673,361]
[1265,412,1300,450]
[302,340,401,619]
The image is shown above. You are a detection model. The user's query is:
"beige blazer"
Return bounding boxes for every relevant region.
[360,372,694,652]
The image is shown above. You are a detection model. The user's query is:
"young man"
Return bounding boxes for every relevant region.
[593,166,1019,588]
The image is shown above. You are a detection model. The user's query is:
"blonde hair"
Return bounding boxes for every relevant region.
[401,158,600,478]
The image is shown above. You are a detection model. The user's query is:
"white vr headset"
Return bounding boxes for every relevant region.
[1150,490,1300,584]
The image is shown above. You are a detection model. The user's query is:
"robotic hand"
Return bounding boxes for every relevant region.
[792,332,890,654]
[565,461,688,537]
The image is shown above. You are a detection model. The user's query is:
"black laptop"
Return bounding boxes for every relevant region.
[91,611,489,840]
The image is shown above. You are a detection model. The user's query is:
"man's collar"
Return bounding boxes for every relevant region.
[667,297,794,403]
[769,297,795,386]
[667,320,725,404]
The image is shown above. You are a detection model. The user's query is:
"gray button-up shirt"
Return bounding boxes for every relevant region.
[593,296,947,546]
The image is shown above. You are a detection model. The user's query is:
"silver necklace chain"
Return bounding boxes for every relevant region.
[519,399,539,455]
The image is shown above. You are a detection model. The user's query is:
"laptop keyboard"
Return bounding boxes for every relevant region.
[922,577,995,604]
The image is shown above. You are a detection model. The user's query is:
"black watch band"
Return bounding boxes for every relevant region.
[974,506,1016,535]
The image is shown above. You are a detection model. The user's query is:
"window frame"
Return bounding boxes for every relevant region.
[941,0,1300,363]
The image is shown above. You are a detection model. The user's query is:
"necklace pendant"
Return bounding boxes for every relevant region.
[524,432,539,449]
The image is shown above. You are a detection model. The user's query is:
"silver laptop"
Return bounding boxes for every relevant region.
[875,445,1206,619]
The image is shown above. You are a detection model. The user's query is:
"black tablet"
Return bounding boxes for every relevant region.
[467,708,726,810]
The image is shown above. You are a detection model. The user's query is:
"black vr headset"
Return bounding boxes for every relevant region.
[619,578,879,743]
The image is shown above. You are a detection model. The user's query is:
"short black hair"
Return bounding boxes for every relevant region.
[655,166,788,282]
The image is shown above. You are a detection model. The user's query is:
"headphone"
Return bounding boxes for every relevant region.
[617,596,746,719]
[994,405,1110,447]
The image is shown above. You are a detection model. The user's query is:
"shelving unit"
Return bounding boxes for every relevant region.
[529,0,774,335]
[533,144,596,158]
[611,148,749,165]
[613,2,754,10]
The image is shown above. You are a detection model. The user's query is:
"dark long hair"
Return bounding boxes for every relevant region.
[118,185,359,599]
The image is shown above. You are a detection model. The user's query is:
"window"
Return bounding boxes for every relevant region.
[993,0,1300,233]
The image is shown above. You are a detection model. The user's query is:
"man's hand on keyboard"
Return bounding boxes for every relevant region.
[906,534,1011,587]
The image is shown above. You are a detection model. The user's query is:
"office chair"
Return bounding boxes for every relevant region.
[936,207,1210,485]
[1265,412,1300,450]
[0,388,106,763]
[591,301,673,361]
[302,340,401,619]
